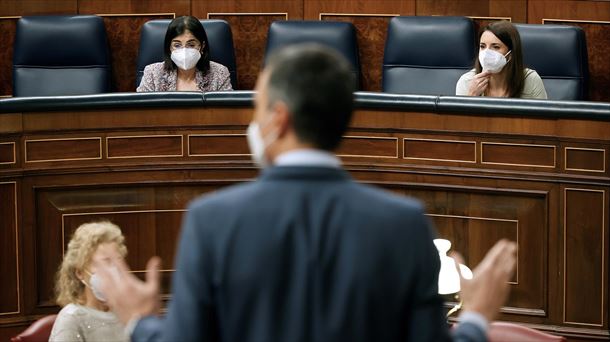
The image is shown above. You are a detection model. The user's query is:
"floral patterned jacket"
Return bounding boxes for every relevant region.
[137,61,232,92]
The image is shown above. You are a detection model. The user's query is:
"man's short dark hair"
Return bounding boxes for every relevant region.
[265,44,355,151]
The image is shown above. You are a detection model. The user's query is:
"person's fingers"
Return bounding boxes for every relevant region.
[145,256,162,292]
[499,242,518,277]
[449,251,467,281]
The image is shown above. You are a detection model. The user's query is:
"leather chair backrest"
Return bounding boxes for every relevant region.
[383,16,475,95]
[515,24,588,100]
[136,19,237,89]
[264,20,361,89]
[11,315,57,342]
[13,15,111,97]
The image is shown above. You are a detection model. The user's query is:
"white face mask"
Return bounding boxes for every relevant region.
[247,120,278,168]
[82,267,120,303]
[171,48,201,71]
[479,49,511,74]
[82,271,107,302]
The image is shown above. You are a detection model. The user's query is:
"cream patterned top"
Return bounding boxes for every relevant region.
[137,61,232,92]
[455,68,547,99]
[49,303,128,342]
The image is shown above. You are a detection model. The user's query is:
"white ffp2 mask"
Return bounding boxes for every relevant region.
[171,48,201,70]
[479,49,511,73]
[247,121,279,168]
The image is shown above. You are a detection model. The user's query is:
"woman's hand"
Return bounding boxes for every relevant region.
[468,71,491,96]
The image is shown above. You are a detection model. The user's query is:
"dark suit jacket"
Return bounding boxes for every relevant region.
[133,166,486,342]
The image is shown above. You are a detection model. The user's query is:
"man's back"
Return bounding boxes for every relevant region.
[160,166,450,341]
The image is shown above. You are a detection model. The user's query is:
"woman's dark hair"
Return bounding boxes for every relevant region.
[474,21,525,98]
[163,16,210,74]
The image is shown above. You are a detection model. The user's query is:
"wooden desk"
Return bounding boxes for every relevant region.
[1,92,608,340]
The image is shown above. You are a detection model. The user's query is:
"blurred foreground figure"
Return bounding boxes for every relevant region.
[98,44,517,342]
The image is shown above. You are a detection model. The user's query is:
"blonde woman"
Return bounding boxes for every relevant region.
[50,221,129,342]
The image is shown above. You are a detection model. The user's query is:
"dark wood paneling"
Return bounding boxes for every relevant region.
[0,0,77,16]
[101,14,175,92]
[489,0,527,23]
[564,188,605,326]
[528,0,610,23]
[416,0,526,22]
[337,136,398,158]
[305,1,413,91]
[404,138,476,162]
[417,0,491,16]
[0,182,19,315]
[1,102,609,340]
[320,15,394,92]
[25,137,101,163]
[194,0,302,90]
[528,1,610,102]
[481,142,556,168]
[192,0,303,18]
[543,20,610,102]
[0,18,17,97]
[34,184,224,307]
[106,135,183,158]
[188,134,250,156]
[409,187,547,316]
[77,0,190,16]
[206,14,286,90]
[303,0,414,19]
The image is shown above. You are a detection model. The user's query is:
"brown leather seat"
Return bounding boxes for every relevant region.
[11,314,57,342]
[489,322,566,342]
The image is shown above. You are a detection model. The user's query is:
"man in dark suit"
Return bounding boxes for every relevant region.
[98,44,516,342]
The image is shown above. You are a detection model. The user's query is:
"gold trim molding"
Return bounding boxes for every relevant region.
[207,12,289,20]
[187,134,250,157]
[543,18,610,25]
[25,137,102,163]
[338,135,399,159]
[0,141,16,165]
[403,138,476,163]
[564,147,606,173]
[319,13,399,20]
[480,142,556,168]
[96,13,176,18]
[106,135,184,159]
[468,16,512,22]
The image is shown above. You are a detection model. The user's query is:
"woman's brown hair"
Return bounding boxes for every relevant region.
[474,21,525,98]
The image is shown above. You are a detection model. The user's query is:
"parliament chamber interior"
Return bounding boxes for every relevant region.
[0,0,609,341]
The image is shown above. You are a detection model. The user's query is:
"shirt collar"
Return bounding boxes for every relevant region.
[274,149,341,168]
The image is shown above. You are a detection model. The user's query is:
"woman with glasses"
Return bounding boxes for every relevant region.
[50,221,129,342]
[456,21,546,99]
[137,16,232,92]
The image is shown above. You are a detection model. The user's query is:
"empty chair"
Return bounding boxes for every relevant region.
[383,16,475,95]
[136,19,237,89]
[13,15,111,97]
[264,21,360,89]
[515,24,588,100]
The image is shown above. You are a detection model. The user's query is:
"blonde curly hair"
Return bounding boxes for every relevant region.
[55,221,127,306]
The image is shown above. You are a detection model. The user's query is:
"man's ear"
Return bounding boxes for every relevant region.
[271,101,291,137]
